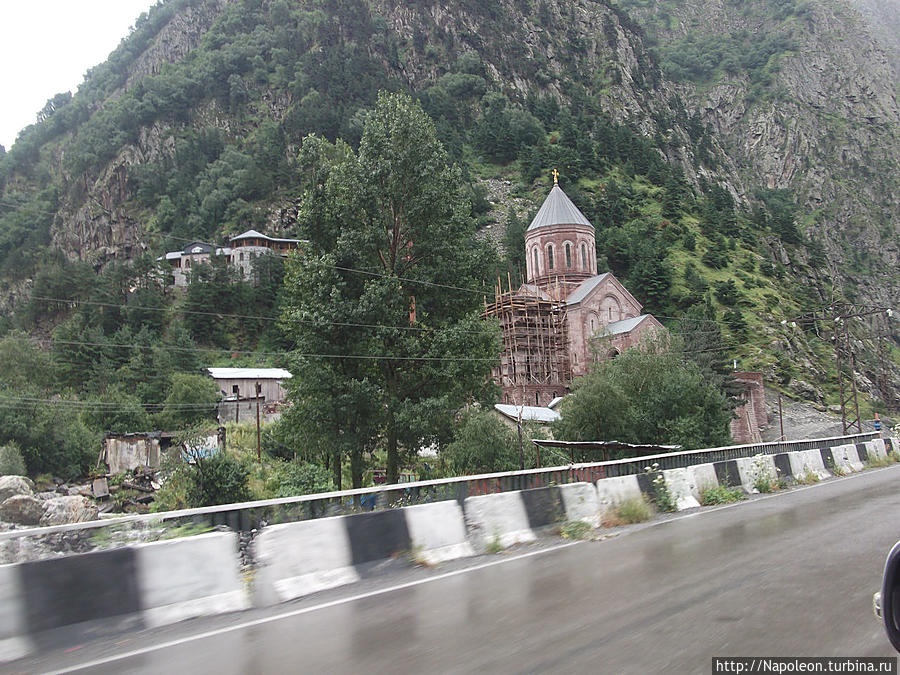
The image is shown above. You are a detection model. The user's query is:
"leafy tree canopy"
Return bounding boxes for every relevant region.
[553,336,733,450]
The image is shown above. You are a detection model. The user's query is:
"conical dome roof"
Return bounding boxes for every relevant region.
[527,185,593,231]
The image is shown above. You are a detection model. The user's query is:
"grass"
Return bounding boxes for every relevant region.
[794,468,820,485]
[699,485,746,505]
[485,535,504,554]
[560,520,594,540]
[865,452,900,469]
[602,496,653,527]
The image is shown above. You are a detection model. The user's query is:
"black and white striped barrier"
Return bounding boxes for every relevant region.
[3,437,898,663]
[0,532,247,663]
[253,500,474,605]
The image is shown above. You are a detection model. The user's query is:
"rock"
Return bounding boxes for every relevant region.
[0,475,35,503]
[92,477,110,499]
[0,494,45,526]
[39,496,100,526]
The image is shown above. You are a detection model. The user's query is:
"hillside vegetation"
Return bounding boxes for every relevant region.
[0,0,897,461]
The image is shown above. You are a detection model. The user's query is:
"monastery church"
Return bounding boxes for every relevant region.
[488,174,663,406]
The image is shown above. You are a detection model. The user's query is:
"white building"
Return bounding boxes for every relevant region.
[159,229,303,286]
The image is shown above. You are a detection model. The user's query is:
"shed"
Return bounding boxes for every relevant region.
[206,367,292,402]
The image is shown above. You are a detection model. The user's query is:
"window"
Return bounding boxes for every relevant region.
[547,244,554,270]
[581,243,587,269]
[565,243,572,268]
[533,248,539,276]
[535,391,540,406]
[609,307,613,320]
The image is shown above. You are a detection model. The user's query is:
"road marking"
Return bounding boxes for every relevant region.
[46,540,582,674]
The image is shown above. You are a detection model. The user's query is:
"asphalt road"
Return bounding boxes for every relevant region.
[12,465,900,674]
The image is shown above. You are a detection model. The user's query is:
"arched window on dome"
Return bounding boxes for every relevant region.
[581,243,587,269]
[532,248,539,277]
[565,243,572,268]
[547,244,554,270]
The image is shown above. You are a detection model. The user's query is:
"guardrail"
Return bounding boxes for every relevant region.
[0,431,879,559]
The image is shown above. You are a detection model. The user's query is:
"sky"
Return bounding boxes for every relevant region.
[0,0,158,150]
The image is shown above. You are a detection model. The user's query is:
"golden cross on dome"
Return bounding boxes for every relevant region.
[551,168,559,185]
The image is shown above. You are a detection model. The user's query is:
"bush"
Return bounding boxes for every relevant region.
[190,451,251,507]
[0,442,26,476]
[275,461,334,497]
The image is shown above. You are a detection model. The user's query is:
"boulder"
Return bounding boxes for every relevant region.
[0,494,45,525]
[39,496,99,526]
[0,475,35,503]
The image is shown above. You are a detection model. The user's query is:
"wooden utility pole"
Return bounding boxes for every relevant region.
[255,381,262,463]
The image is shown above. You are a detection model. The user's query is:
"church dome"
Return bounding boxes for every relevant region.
[527,184,594,231]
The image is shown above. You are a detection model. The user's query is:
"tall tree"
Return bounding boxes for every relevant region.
[280,92,499,486]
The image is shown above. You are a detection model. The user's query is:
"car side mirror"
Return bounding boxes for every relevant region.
[876,540,900,652]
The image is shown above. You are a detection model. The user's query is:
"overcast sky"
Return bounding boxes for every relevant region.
[0,0,158,150]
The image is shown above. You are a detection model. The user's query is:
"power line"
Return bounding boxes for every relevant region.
[30,295,492,335]
[42,338,499,363]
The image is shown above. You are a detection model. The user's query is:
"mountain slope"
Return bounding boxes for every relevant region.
[0,0,897,408]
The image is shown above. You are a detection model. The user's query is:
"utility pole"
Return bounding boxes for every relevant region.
[778,392,785,441]
[792,302,895,435]
[834,313,862,434]
[255,381,262,463]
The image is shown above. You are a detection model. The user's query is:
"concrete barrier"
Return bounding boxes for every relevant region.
[827,444,864,473]
[558,482,601,526]
[0,565,30,663]
[1,531,247,664]
[713,459,742,488]
[136,532,248,628]
[404,501,474,564]
[887,437,900,455]
[662,468,700,511]
[858,440,886,463]
[464,492,536,552]
[254,500,478,605]
[595,475,644,512]
[787,449,830,481]
[772,453,794,482]
[253,516,360,605]
[733,455,778,493]
[689,463,719,502]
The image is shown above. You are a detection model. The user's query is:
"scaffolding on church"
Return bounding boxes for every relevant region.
[484,277,571,406]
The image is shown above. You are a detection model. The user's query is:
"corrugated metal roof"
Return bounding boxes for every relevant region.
[565,273,610,305]
[207,368,293,380]
[527,185,594,232]
[230,229,301,244]
[230,229,266,240]
[494,404,561,423]
[606,314,650,335]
